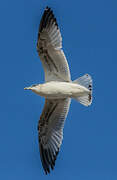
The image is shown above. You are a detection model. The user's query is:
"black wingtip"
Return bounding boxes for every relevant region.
[39,6,58,33]
[45,6,50,10]
[39,141,60,175]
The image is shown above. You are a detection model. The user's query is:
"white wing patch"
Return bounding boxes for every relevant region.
[37,7,71,82]
[38,98,71,174]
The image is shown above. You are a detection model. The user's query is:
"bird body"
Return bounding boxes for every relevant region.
[25,81,90,99]
[24,6,93,174]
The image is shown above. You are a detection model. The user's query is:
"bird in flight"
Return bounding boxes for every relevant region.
[24,6,93,174]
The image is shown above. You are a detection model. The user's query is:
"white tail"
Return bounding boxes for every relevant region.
[73,74,93,106]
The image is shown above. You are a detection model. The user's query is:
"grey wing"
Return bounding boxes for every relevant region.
[37,7,71,82]
[38,98,71,174]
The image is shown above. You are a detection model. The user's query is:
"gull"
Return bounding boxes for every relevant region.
[24,7,93,174]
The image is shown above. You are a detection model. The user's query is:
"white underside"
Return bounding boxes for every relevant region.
[32,81,90,99]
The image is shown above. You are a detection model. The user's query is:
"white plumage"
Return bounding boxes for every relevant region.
[24,7,93,174]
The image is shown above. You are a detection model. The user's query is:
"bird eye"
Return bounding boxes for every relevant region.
[32,84,37,87]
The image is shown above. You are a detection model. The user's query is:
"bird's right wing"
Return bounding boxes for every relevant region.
[38,98,71,174]
[37,7,71,82]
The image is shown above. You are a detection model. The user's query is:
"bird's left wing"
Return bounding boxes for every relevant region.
[37,7,71,82]
[38,98,71,174]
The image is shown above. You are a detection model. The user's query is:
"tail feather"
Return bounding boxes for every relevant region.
[73,74,93,106]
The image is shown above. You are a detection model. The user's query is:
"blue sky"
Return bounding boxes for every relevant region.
[0,0,116,179]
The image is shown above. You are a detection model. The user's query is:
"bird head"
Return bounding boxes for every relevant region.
[24,84,40,93]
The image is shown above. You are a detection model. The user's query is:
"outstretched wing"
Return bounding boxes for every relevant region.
[38,98,71,174]
[37,7,71,82]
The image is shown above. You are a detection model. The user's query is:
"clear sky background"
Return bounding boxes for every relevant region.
[0,0,116,179]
